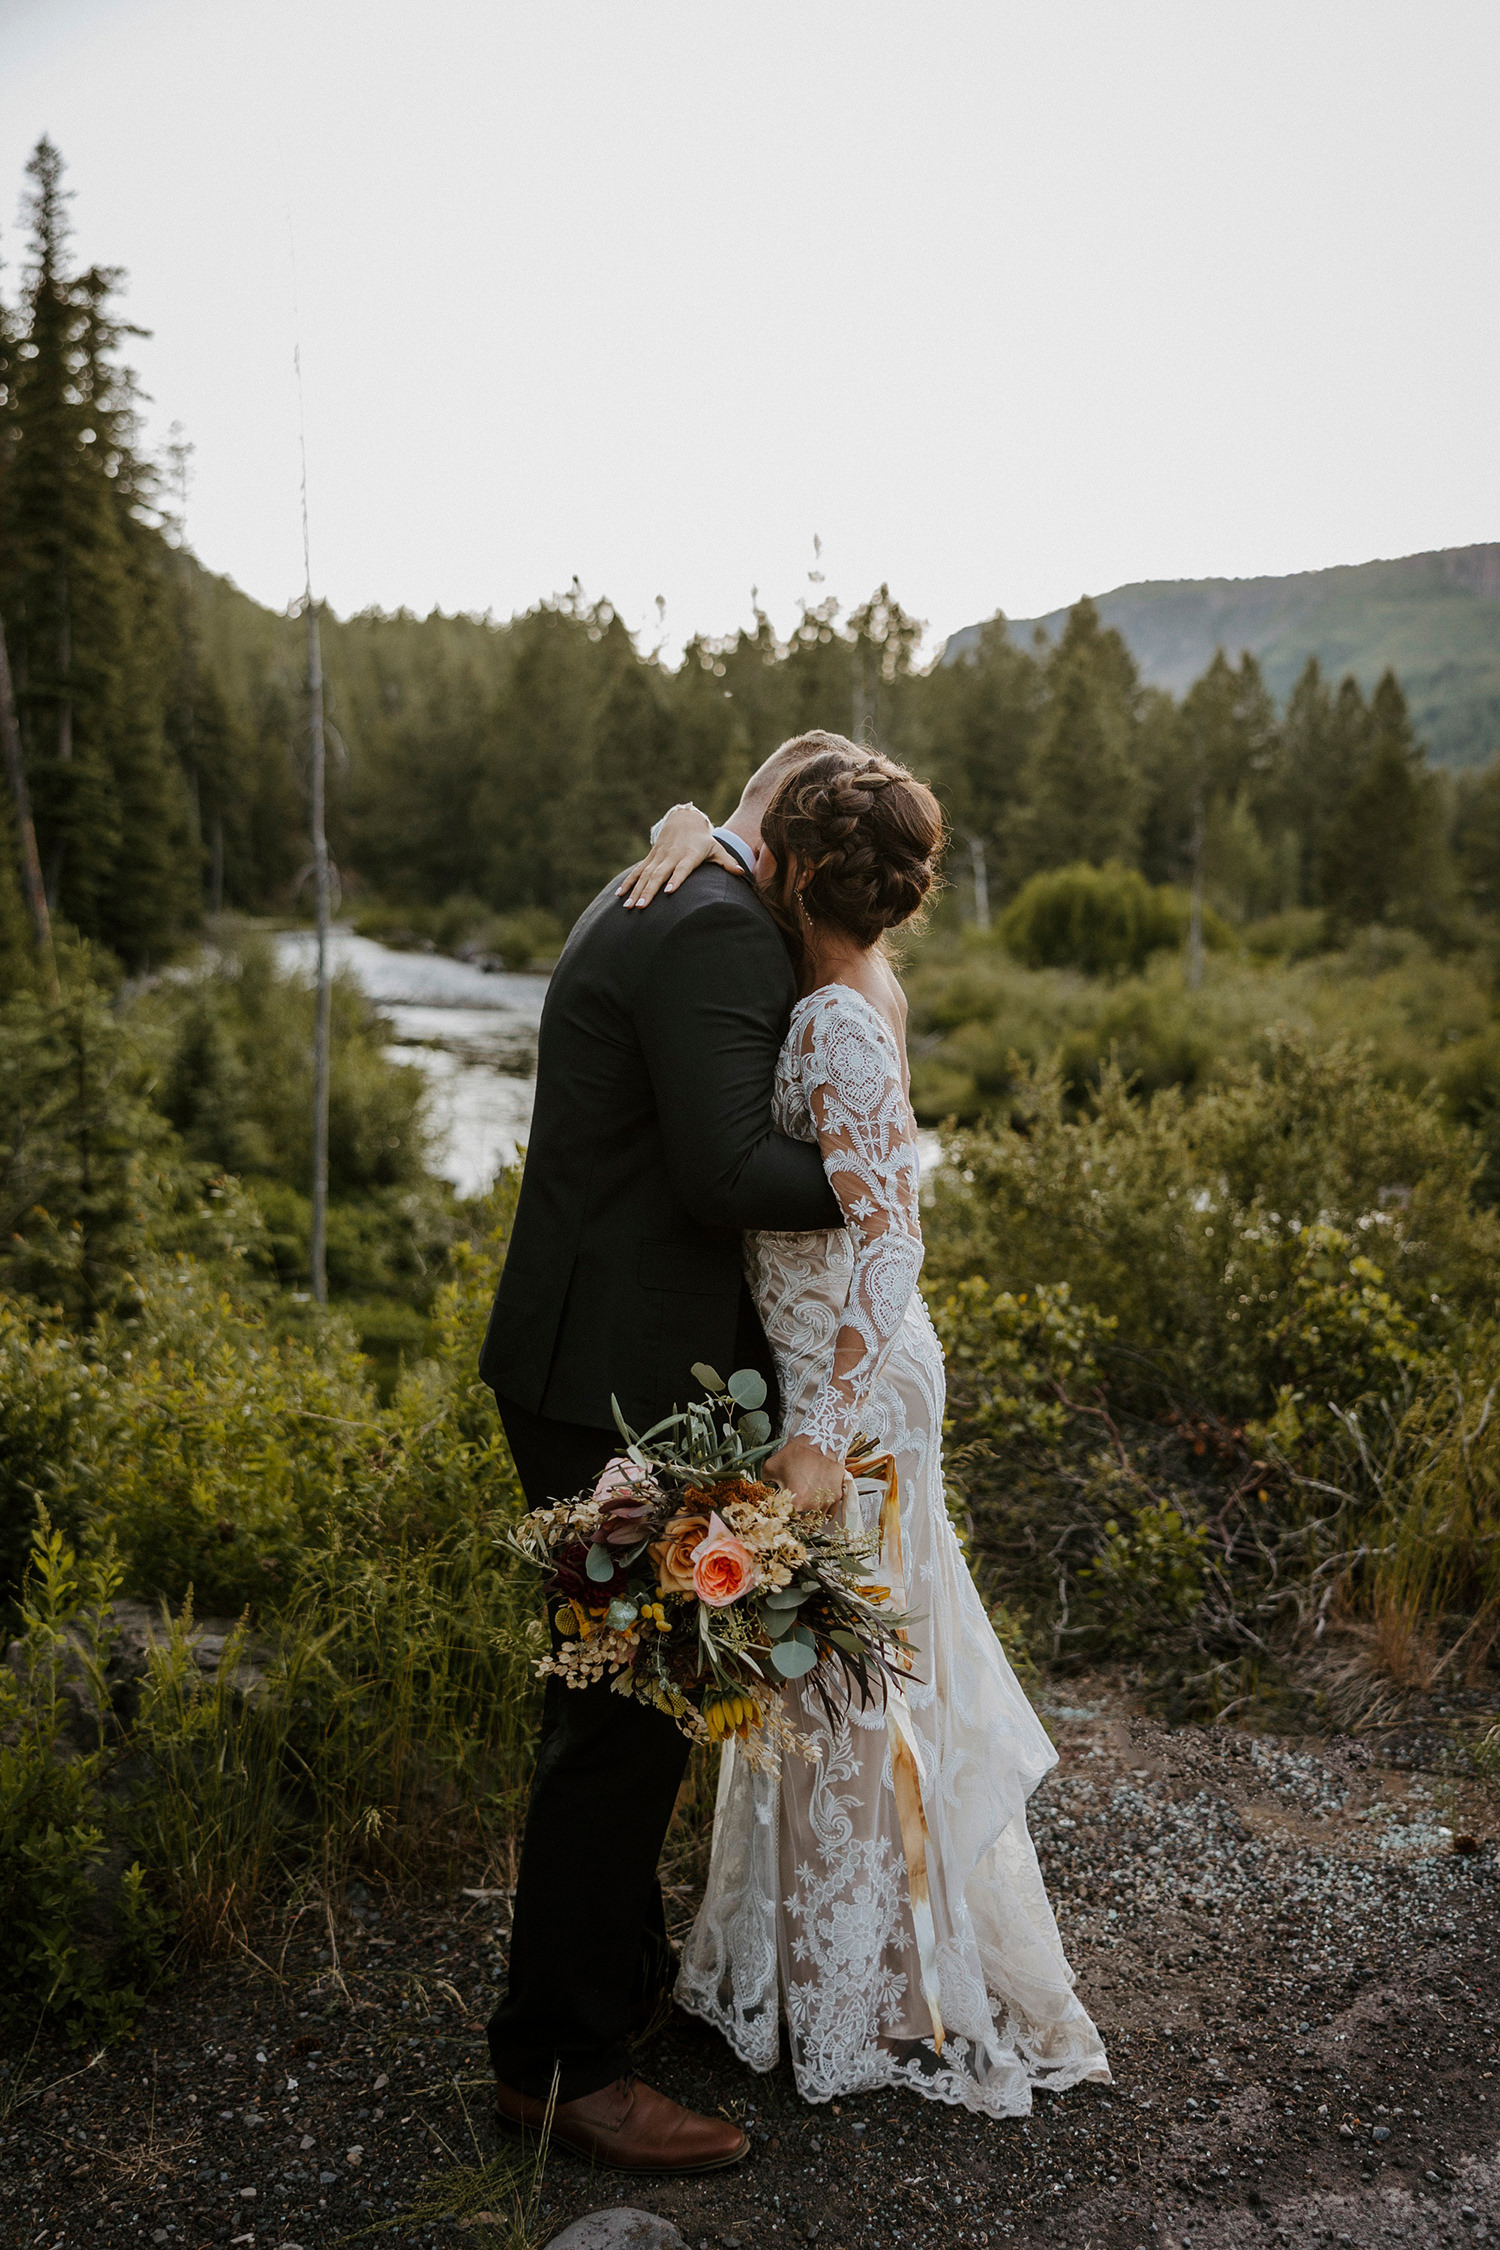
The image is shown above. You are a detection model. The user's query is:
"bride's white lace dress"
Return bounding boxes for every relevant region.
[677,982,1110,2114]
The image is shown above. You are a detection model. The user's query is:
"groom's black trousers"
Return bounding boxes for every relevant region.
[487,1392,693,2104]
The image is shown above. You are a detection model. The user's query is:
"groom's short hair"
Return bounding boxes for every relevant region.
[743,729,862,810]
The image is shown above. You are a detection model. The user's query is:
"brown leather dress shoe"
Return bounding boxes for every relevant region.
[493,2073,748,2173]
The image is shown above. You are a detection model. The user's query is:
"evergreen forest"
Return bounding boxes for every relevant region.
[3,140,1499,2048]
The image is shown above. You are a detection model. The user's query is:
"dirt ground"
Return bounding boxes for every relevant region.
[4,1684,1498,2250]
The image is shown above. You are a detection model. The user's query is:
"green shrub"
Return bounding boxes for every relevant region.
[148,934,436,1199]
[0,1260,378,1613]
[1,1186,541,2038]
[927,1035,1494,1416]
[0,1527,173,2042]
[353,896,565,969]
[0,978,206,1323]
[924,1033,1500,1706]
[1000,862,1225,979]
[933,1278,1115,1448]
[1240,907,1328,962]
[1439,1027,1500,1206]
[904,920,1494,1124]
[1080,1500,1209,1653]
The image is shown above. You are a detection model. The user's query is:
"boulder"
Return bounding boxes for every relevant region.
[5,1597,268,1749]
[544,2211,687,2250]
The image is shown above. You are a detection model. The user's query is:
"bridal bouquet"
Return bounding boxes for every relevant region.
[510,1363,907,1768]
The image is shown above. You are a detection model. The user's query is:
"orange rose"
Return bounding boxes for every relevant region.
[651,1512,711,1597]
[691,1512,759,1608]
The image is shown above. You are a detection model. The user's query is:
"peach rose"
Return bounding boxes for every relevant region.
[691,1512,759,1608]
[651,1511,711,1597]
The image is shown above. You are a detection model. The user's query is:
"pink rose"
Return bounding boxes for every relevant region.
[591,1455,648,1506]
[590,1455,656,1547]
[691,1512,759,1608]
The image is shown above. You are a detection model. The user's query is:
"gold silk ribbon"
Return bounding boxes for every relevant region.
[845,1451,946,2057]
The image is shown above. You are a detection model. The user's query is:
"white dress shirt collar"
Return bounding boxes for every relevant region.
[712,825,756,876]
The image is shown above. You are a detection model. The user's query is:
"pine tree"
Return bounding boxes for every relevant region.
[475,599,604,913]
[1323,671,1444,928]
[0,141,192,963]
[568,640,680,893]
[1309,675,1373,914]
[1,142,123,935]
[1453,758,1500,916]
[916,616,1042,921]
[1266,657,1332,906]
[0,255,37,975]
[0,793,32,981]
[1174,651,1282,919]
[1133,689,1196,887]
[847,584,924,749]
[1015,599,1142,877]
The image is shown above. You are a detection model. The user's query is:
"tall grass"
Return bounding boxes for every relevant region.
[1357,1368,1500,1690]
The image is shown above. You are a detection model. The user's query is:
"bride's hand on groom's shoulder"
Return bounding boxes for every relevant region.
[616,802,744,909]
[766,1432,848,1515]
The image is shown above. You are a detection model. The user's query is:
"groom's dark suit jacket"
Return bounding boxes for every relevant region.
[478,861,841,1433]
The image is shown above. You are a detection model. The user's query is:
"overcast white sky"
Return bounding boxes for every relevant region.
[2,0,1496,658]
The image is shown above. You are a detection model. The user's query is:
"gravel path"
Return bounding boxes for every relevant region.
[4,1687,1497,2250]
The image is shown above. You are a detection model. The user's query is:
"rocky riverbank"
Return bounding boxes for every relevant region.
[4,1685,1497,2250]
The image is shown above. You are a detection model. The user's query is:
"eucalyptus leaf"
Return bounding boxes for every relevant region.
[639,1408,687,1442]
[763,1608,797,1639]
[763,1588,805,1610]
[829,1629,863,1655]
[790,1623,817,1650]
[736,1409,771,1446]
[727,1368,768,1411]
[691,1362,726,1394]
[606,1598,638,1630]
[585,1544,617,1583]
[770,1638,818,1679]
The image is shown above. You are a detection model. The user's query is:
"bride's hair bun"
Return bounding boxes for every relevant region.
[760,748,945,949]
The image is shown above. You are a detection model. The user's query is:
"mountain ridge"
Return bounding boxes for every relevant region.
[944,542,1500,769]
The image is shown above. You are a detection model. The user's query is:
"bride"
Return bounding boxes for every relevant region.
[629,744,1109,2116]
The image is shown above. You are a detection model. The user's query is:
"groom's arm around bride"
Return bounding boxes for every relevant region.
[479,814,838,1435]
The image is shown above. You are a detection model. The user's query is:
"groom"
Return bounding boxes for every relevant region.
[479,732,852,2170]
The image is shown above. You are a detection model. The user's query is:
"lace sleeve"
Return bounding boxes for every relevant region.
[795,991,925,1460]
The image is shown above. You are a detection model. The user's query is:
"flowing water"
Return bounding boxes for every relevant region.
[274,929,544,1197]
[274,927,940,1200]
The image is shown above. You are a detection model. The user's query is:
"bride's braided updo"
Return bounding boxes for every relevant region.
[758,746,944,956]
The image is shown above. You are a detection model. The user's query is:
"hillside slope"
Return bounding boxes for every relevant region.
[946,543,1500,768]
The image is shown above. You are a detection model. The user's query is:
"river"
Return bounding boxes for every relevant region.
[274,929,545,1197]
[274,927,939,1199]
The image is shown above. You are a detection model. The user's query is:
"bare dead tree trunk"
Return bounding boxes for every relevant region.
[968,834,992,933]
[306,595,331,1306]
[1187,784,1206,991]
[0,608,60,1000]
